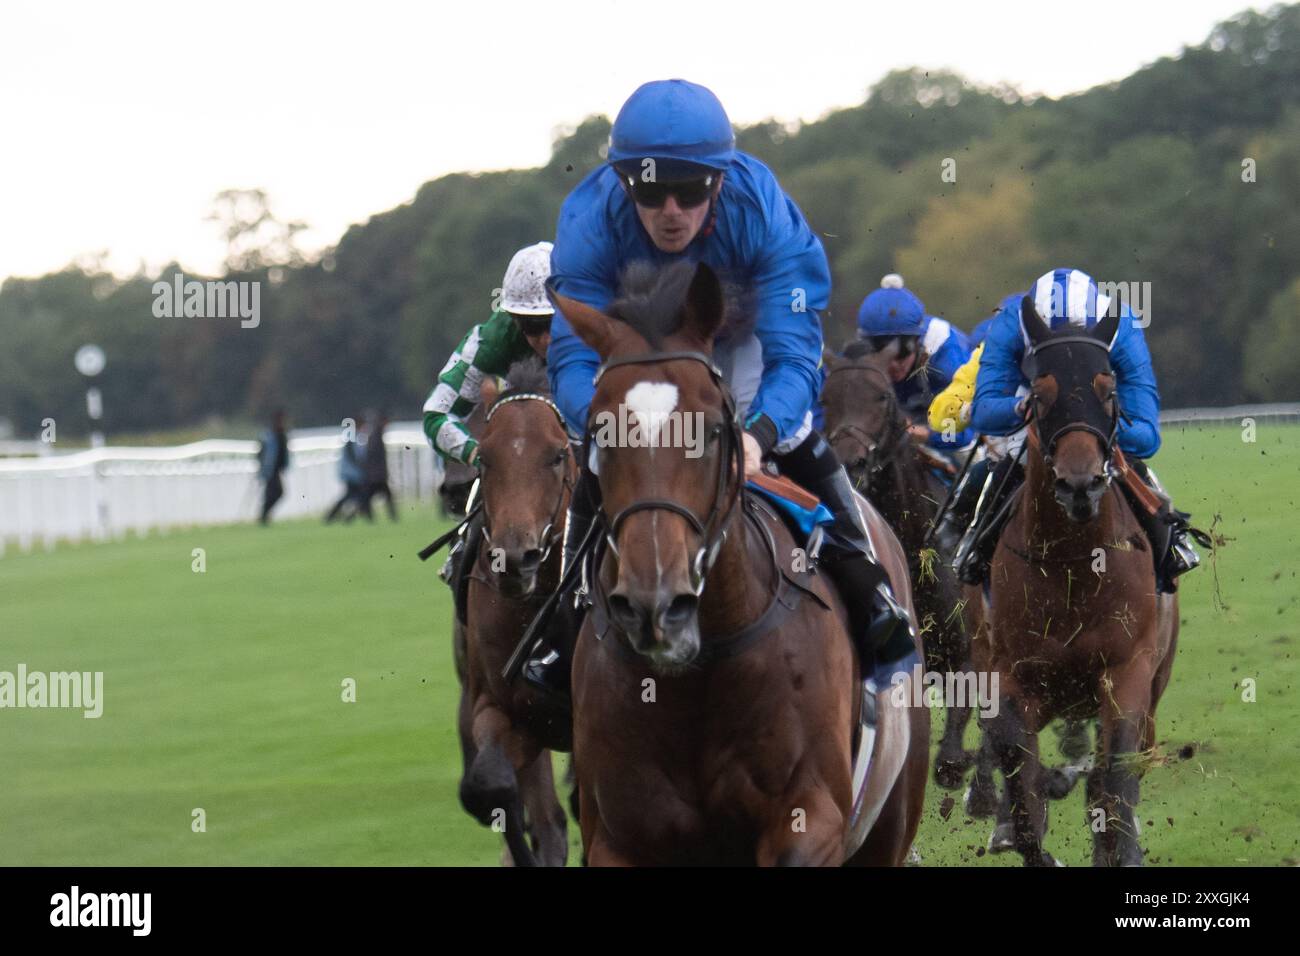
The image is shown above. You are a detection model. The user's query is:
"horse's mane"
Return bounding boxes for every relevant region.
[501,356,551,397]
[608,261,755,348]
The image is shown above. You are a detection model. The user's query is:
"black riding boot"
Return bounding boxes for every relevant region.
[521,466,599,701]
[934,454,990,559]
[777,434,915,670]
[954,456,1024,585]
[1124,458,1202,593]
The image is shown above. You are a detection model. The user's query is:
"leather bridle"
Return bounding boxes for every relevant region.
[823,362,908,486]
[479,390,576,566]
[590,350,745,596]
[1021,336,1121,470]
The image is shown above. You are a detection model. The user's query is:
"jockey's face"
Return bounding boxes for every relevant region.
[878,337,920,383]
[524,330,550,358]
[886,349,917,383]
[511,312,552,359]
[632,175,721,253]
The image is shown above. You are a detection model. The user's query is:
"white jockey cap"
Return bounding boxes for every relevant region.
[501,241,554,315]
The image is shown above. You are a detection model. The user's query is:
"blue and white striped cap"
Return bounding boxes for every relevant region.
[1029,268,1112,330]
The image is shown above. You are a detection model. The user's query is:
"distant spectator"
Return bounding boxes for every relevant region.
[362,411,398,521]
[325,415,368,523]
[257,410,290,525]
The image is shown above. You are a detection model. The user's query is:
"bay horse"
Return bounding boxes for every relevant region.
[453,359,576,867]
[982,299,1178,866]
[821,345,977,790]
[552,262,928,866]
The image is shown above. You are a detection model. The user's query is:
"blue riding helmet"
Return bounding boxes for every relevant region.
[607,79,736,175]
[856,274,927,339]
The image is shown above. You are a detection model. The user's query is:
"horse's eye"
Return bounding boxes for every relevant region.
[551,449,568,466]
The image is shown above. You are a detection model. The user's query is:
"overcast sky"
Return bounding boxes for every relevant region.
[1,0,1263,281]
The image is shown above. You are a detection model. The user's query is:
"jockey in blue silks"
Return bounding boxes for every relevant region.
[520,78,913,700]
[955,267,1201,591]
[852,273,975,455]
[967,315,997,348]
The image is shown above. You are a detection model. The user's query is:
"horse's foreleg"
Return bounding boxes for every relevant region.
[1085,762,1115,866]
[934,642,976,789]
[461,704,537,867]
[518,752,568,868]
[986,697,1052,866]
[1097,666,1153,867]
[965,719,1000,818]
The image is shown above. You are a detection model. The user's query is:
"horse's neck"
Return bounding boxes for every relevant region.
[697,502,772,638]
[874,451,933,550]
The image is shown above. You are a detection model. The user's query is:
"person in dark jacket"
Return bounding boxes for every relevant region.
[362,411,397,521]
[257,410,290,525]
[325,414,368,523]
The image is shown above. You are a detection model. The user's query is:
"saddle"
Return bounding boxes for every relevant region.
[743,473,916,859]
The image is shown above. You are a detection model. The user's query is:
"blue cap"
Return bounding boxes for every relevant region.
[608,79,735,173]
[857,275,926,337]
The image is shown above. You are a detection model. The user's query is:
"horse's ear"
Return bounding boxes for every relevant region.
[479,375,499,410]
[548,285,619,359]
[680,262,725,347]
[1020,295,1051,347]
[1092,311,1120,350]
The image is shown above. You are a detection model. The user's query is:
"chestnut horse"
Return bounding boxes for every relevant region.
[553,262,928,866]
[982,300,1178,866]
[821,346,977,790]
[453,359,576,866]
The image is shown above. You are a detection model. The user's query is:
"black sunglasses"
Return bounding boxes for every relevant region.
[622,174,716,209]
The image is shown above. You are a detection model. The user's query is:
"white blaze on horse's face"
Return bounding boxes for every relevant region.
[623,381,678,446]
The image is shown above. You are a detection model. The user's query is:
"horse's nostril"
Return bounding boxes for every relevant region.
[608,594,643,631]
[660,594,698,629]
[518,548,542,572]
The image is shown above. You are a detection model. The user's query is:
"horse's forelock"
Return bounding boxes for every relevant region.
[606,261,698,348]
[500,356,551,399]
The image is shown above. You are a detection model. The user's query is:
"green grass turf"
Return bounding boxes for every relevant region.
[1,422,1296,865]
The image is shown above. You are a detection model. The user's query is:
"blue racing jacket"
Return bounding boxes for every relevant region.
[896,316,974,450]
[547,152,830,448]
[971,296,1161,459]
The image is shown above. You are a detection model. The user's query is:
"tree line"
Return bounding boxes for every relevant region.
[2,4,1297,440]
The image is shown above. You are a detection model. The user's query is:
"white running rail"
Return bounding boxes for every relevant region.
[0,424,443,555]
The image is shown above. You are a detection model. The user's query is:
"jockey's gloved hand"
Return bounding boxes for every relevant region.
[743,413,778,480]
